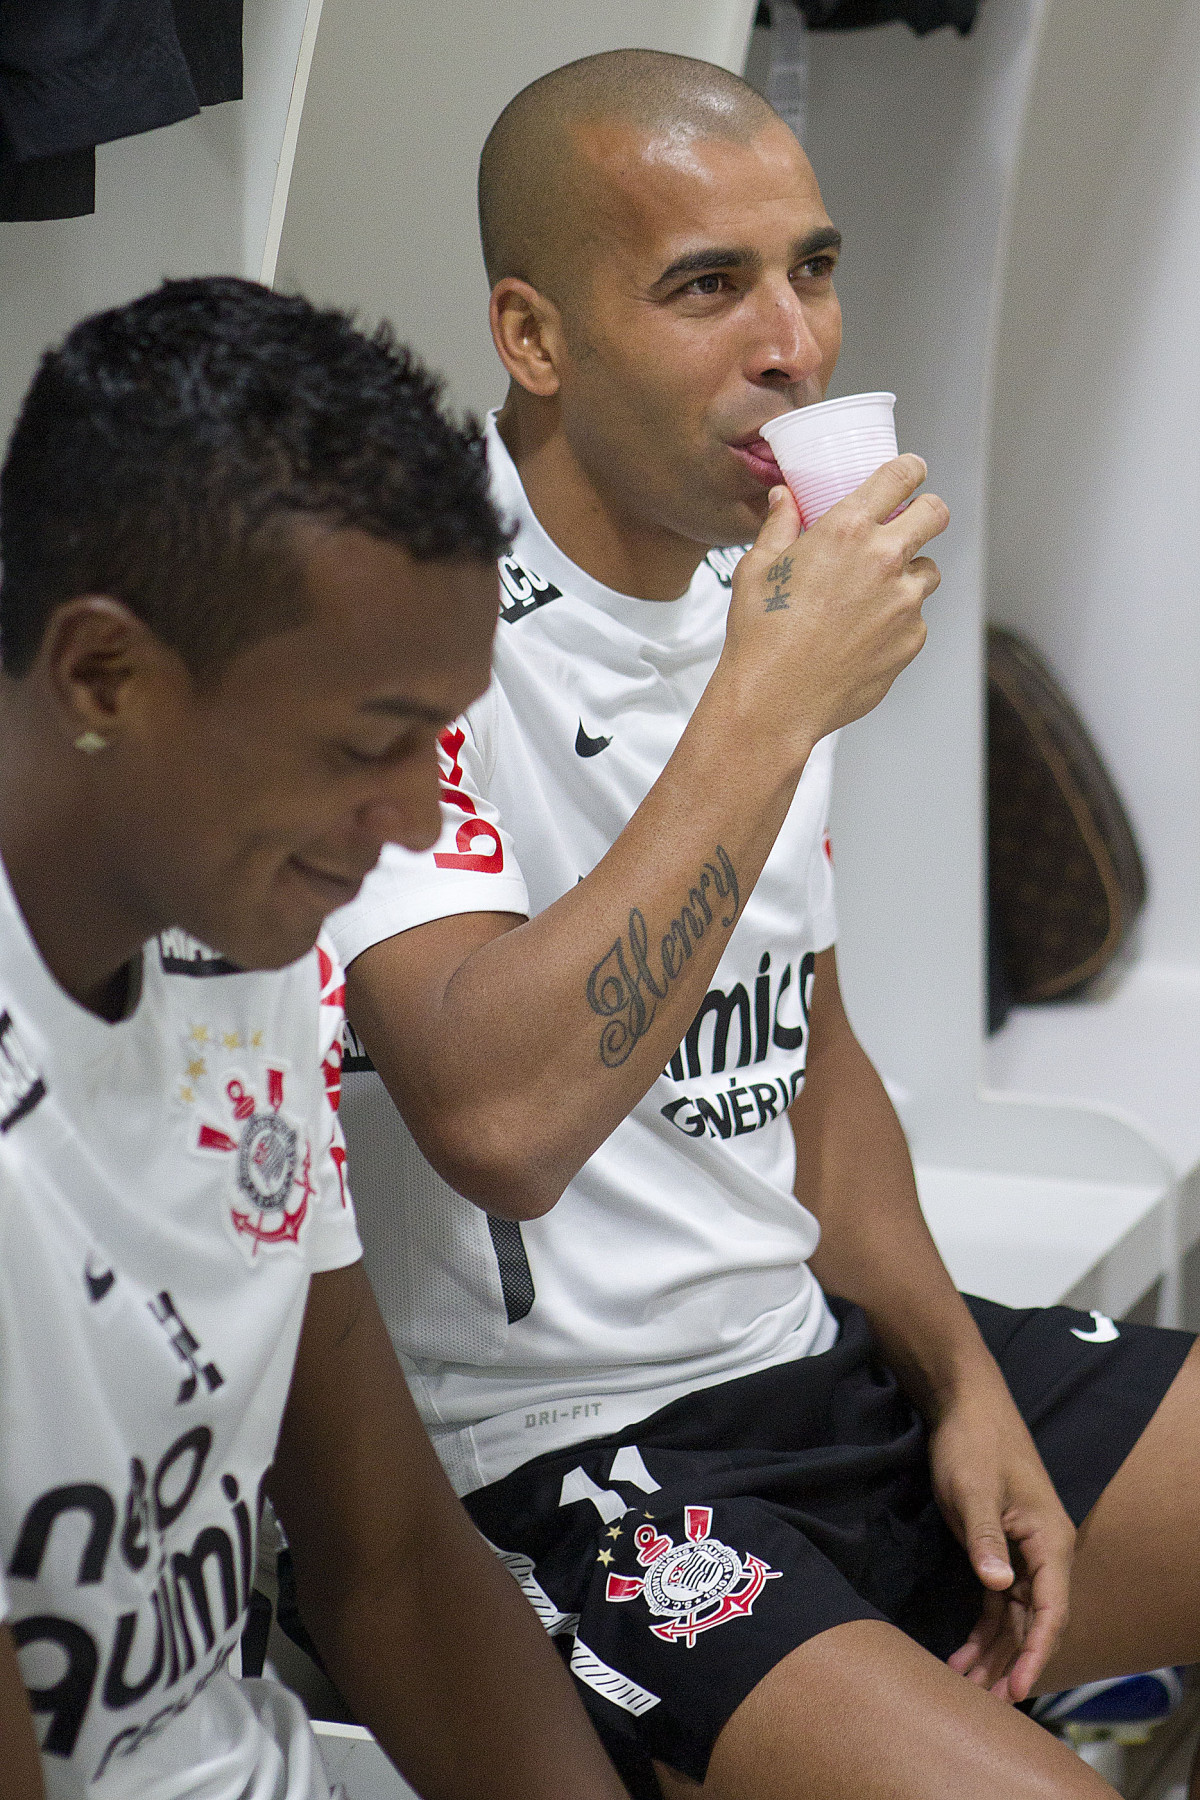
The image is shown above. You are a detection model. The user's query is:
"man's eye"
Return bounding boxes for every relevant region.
[683,273,727,297]
[339,740,407,768]
[796,255,837,281]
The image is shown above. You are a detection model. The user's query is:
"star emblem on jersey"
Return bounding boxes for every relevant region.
[604,1507,781,1647]
[196,1065,313,1258]
[575,720,613,758]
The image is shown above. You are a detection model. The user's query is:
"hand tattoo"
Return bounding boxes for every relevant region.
[585,847,740,1068]
[763,552,793,613]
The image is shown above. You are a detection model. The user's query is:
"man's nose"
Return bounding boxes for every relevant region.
[354,743,444,856]
[750,279,825,387]
[356,786,442,856]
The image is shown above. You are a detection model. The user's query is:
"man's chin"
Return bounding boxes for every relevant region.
[702,491,773,550]
[189,910,323,975]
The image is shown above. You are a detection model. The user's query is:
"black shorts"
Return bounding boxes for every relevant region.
[464,1296,1193,1796]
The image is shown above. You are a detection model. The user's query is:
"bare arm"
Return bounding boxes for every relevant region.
[793,949,1075,1701]
[794,948,995,1412]
[267,1262,627,1800]
[349,462,947,1217]
[0,1627,44,1800]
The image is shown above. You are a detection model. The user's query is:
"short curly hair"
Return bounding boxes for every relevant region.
[0,276,509,680]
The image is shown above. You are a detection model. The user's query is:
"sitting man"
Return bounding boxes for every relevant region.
[0,277,630,1800]
[327,50,1200,1800]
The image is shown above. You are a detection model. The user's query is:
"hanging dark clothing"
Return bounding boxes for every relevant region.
[0,0,242,221]
[0,139,93,221]
[170,0,245,107]
[799,0,981,31]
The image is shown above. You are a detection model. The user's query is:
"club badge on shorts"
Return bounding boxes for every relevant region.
[605,1507,781,1647]
[195,1064,315,1259]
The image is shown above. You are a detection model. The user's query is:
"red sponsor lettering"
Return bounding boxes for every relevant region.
[434,817,505,873]
[433,723,505,873]
[329,1142,350,1206]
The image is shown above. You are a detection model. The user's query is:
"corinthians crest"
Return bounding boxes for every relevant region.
[196,1064,314,1257]
[605,1507,781,1647]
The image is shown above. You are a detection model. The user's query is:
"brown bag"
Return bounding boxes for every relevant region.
[987,626,1147,1011]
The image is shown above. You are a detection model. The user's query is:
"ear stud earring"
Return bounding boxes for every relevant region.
[74,731,109,754]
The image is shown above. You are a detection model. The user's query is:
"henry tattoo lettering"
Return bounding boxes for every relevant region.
[586,848,740,1068]
[764,553,793,613]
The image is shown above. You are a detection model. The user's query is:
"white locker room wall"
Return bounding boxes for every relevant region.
[801,0,1200,1317]
[983,0,1200,1236]
[274,0,757,416]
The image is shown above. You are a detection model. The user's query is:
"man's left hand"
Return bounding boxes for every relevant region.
[929,1379,1076,1703]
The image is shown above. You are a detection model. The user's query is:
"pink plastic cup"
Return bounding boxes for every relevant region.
[759,392,899,529]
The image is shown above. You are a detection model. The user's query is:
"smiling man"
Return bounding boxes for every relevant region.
[0,278,630,1800]
[326,50,1200,1800]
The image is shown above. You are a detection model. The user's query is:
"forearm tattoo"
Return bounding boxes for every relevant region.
[585,847,740,1068]
[764,552,793,612]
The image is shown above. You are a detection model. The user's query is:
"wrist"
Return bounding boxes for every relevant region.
[700,657,818,788]
[921,1344,1011,1426]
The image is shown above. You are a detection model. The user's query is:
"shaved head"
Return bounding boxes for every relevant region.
[478,49,779,300]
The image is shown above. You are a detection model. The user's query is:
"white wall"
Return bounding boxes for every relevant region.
[802,0,1047,1124]
[0,0,314,454]
[988,0,1200,973]
[275,0,757,416]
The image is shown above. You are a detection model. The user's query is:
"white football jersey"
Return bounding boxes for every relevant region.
[327,416,839,1497]
[0,855,361,1800]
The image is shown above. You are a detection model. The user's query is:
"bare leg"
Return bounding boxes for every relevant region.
[1036,1338,1200,1689]
[651,1620,1116,1800]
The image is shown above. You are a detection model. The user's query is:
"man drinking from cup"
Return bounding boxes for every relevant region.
[329,50,1200,1800]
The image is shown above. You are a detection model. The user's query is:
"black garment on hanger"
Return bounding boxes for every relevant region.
[171,0,244,107]
[0,136,94,221]
[0,0,242,220]
[799,0,981,31]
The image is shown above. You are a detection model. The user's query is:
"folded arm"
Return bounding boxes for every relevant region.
[349,464,944,1217]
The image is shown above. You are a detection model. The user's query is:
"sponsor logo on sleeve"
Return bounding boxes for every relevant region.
[432,723,506,874]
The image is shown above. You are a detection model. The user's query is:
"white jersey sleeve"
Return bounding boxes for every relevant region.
[325,687,530,970]
[307,934,366,1273]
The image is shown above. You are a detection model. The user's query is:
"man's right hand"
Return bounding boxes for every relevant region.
[721,455,947,763]
[346,455,947,1220]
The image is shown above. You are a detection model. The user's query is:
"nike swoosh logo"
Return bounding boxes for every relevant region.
[84,1261,116,1303]
[1071,1310,1119,1343]
[575,721,613,758]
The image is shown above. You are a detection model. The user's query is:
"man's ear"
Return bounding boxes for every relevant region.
[41,596,173,751]
[489,279,567,399]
